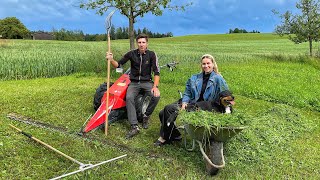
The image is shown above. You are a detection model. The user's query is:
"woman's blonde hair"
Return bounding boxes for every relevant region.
[201,54,219,74]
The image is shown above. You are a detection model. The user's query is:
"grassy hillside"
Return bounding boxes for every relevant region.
[0,34,319,179]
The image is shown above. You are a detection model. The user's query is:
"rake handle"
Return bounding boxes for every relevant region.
[9,124,83,166]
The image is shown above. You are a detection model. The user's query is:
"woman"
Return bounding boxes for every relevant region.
[154,54,230,146]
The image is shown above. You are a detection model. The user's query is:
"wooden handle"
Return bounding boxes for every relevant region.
[105,34,111,136]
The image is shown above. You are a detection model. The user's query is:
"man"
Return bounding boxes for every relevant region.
[106,33,160,138]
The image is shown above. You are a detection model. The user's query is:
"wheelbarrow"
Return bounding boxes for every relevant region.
[182,124,246,175]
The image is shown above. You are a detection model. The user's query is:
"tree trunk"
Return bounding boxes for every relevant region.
[309,37,312,56]
[129,16,135,50]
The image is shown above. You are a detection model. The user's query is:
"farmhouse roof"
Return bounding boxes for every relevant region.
[31,31,54,40]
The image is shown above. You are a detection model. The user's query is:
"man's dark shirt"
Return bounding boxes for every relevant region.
[118,49,160,82]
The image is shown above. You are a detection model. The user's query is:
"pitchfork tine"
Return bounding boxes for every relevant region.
[105,10,116,33]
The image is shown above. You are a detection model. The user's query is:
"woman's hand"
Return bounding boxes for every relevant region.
[181,103,187,110]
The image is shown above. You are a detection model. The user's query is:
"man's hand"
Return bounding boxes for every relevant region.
[106,52,119,68]
[151,87,160,97]
[106,52,113,61]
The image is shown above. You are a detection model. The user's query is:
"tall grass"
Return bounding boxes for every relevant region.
[0,34,312,81]
[1,35,319,112]
[0,40,127,80]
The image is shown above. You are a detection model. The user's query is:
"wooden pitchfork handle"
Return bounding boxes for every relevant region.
[104,9,115,136]
[105,33,111,136]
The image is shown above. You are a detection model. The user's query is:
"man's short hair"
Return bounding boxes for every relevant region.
[136,33,149,42]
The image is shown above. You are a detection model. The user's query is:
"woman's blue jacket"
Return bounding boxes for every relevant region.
[181,71,229,104]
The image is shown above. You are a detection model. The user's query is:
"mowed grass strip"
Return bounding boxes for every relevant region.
[1,74,319,179]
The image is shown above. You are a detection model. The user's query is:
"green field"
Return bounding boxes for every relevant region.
[0,34,319,179]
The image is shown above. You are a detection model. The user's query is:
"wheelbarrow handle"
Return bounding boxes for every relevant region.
[183,127,197,151]
[197,140,225,169]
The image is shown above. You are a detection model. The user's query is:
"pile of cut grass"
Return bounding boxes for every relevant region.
[177,109,249,129]
[177,109,250,143]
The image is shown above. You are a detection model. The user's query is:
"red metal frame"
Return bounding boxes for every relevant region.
[83,74,131,133]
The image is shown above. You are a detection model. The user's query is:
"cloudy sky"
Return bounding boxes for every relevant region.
[0,0,298,36]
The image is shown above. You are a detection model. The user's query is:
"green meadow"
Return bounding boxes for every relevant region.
[0,33,319,179]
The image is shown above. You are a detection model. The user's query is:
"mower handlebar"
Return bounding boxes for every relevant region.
[160,61,179,71]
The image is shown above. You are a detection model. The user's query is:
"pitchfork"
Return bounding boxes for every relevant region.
[104,10,116,136]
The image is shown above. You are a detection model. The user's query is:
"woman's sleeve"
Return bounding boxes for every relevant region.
[182,78,192,103]
[217,75,229,92]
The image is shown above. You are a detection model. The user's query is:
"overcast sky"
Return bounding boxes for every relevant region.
[0,0,298,36]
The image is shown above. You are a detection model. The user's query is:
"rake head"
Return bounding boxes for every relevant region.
[105,10,116,34]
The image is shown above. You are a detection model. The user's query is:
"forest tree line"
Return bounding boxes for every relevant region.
[52,25,173,41]
[228,28,260,34]
[0,17,172,41]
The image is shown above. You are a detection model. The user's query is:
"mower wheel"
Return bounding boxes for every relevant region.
[97,108,127,130]
[93,82,114,111]
[135,94,151,122]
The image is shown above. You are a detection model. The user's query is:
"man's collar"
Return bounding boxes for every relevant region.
[137,49,148,55]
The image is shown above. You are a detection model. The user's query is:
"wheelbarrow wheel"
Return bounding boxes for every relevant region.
[205,141,223,176]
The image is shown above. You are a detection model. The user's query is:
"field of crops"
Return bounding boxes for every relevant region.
[0,34,319,179]
[0,33,313,80]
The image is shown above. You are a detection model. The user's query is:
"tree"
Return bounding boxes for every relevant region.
[80,0,191,50]
[273,0,320,56]
[0,17,30,39]
[166,32,173,37]
[115,27,123,39]
[110,25,116,40]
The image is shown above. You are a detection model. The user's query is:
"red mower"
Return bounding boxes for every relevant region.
[79,62,178,136]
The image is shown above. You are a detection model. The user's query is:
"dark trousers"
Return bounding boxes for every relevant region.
[126,81,160,125]
[158,101,181,141]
